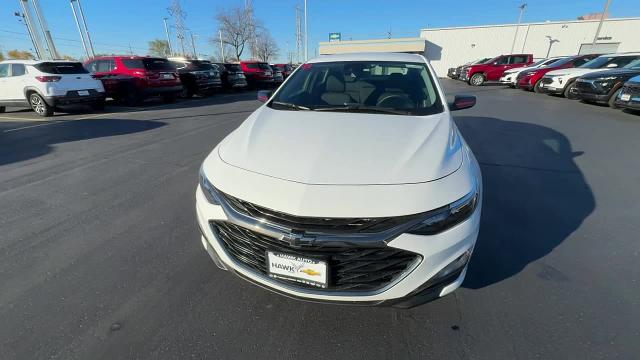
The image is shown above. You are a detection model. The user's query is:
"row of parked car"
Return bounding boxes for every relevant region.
[0,56,295,117]
[448,52,640,112]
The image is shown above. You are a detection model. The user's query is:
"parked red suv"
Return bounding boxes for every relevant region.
[516,54,601,92]
[240,61,274,89]
[84,56,182,105]
[462,54,533,86]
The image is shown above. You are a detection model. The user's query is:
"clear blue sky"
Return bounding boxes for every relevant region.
[0,0,638,63]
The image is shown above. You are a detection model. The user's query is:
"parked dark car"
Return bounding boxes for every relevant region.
[448,58,491,79]
[516,54,601,92]
[573,59,640,107]
[273,63,293,78]
[461,54,534,86]
[614,75,640,111]
[169,58,221,98]
[240,60,274,89]
[215,63,248,91]
[270,65,284,84]
[84,56,182,105]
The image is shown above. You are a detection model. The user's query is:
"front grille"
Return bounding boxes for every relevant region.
[621,83,640,96]
[575,80,595,92]
[541,77,554,85]
[219,191,417,234]
[211,221,420,291]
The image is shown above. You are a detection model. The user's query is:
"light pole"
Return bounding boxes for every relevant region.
[219,30,225,62]
[304,0,308,61]
[591,0,612,50]
[163,17,173,56]
[510,3,527,54]
[190,33,198,59]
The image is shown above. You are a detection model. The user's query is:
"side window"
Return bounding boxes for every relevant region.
[85,61,97,73]
[0,64,8,77]
[495,57,509,65]
[11,64,26,76]
[609,56,636,68]
[573,58,590,67]
[510,56,528,64]
[96,60,114,72]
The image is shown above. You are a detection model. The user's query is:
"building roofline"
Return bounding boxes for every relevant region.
[319,37,424,46]
[420,17,640,32]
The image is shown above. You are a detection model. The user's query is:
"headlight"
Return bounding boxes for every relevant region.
[407,186,479,235]
[199,167,221,205]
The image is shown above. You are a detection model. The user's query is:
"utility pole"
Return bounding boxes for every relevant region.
[76,0,95,57]
[304,0,308,61]
[219,30,225,61]
[591,0,612,49]
[168,0,188,57]
[190,32,197,59]
[510,3,527,54]
[18,1,47,59]
[31,0,60,59]
[295,4,302,64]
[163,17,173,56]
[14,11,42,59]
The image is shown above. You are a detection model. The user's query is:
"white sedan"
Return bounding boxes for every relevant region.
[196,52,482,308]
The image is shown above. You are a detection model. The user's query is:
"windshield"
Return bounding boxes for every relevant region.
[34,62,88,74]
[579,56,639,69]
[245,63,271,70]
[224,64,242,72]
[268,61,443,116]
[623,59,640,70]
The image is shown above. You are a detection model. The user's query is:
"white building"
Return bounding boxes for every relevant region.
[318,17,640,77]
[421,17,640,76]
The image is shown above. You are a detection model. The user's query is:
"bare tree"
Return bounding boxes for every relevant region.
[254,30,279,63]
[215,7,255,61]
[7,49,35,60]
[148,39,171,57]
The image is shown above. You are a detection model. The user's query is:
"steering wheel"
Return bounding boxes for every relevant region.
[376,94,413,108]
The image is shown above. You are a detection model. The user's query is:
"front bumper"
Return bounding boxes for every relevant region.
[537,77,565,95]
[615,83,640,110]
[499,74,516,85]
[196,186,479,306]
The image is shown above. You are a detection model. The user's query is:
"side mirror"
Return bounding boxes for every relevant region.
[448,95,476,111]
[257,90,272,103]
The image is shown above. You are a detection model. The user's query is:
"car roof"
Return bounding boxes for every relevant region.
[597,52,640,57]
[0,59,79,65]
[308,52,427,64]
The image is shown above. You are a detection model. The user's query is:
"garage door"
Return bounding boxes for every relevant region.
[578,42,620,55]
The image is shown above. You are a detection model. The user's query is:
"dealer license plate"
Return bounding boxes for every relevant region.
[620,93,631,102]
[161,73,174,79]
[77,90,89,96]
[267,251,328,288]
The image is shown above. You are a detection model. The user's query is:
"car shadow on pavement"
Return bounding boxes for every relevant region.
[0,118,165,166]
[454,116,595,289]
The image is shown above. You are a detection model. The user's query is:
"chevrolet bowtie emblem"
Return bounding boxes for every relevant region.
[281,231,316,247]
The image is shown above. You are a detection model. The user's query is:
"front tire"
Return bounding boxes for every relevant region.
[608,88,622,108]
[0,106,5,113]
[564,81,578,99]
[29,93,53,117]
[469,73,485,86]
[533,80,544,93]
[180,86,194,98]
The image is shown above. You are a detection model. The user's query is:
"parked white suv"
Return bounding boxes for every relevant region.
[0,60,106,117]
[196,53,482,308]
[538,52,640,98]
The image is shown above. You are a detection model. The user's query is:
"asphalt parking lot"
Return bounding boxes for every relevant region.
[1,81,638,359]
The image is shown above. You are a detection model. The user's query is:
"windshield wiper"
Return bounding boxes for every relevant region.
[314,105,410,115]
[270,101,311,111]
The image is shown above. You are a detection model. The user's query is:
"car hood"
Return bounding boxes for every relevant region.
[218,107,462,185]
[579,68,640,80]
[546,67,612,77]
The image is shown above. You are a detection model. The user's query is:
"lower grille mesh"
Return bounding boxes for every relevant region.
[211,221,419,292]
